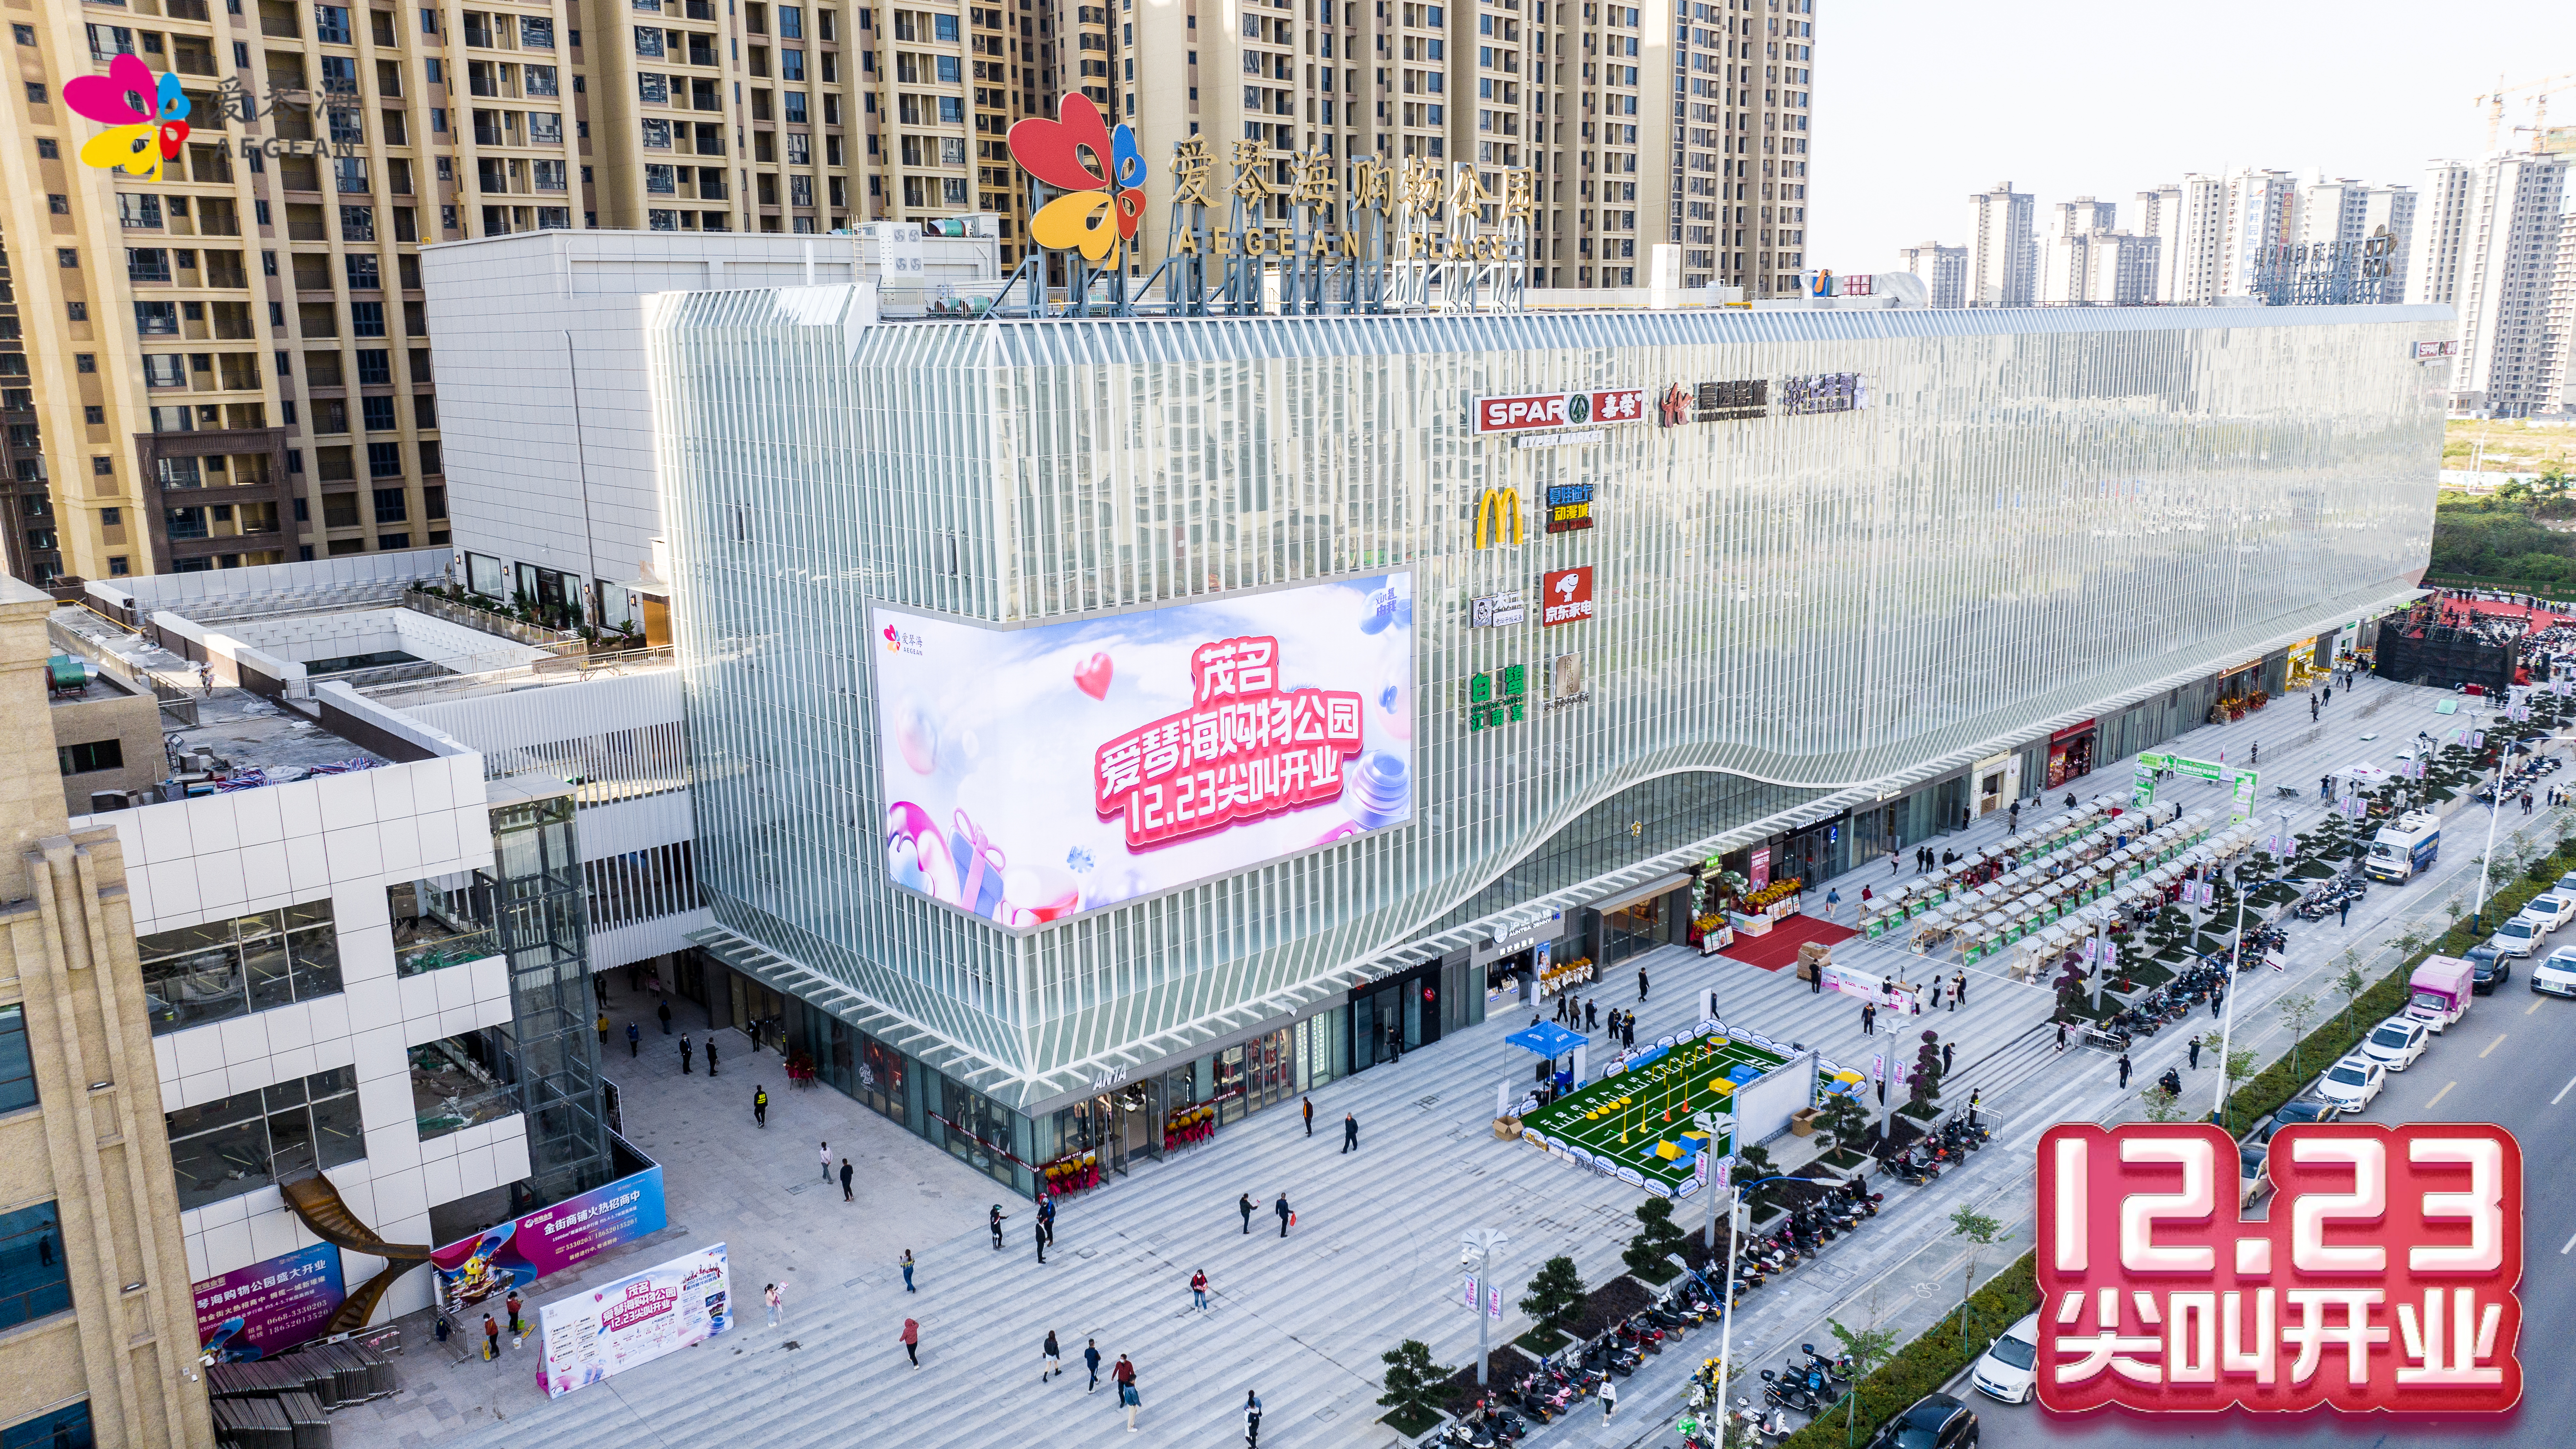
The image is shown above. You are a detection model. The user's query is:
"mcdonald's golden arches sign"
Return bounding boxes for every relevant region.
[1472,487,1523,550]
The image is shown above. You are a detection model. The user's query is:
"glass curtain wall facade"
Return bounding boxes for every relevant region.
[648,297,2444,1122]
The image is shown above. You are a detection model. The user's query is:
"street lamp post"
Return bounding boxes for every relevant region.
[1707,1168,1803,1447]
[1460,1229,1508,1387]
[2207,868,2308,1128]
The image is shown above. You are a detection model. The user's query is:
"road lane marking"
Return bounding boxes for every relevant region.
[2425,1081,2457,1111]
[2531,999,2547,1015]
[2556,1074,2576,1106]
[2481,1032,2508,1059]
[2562,1230,2576,1256]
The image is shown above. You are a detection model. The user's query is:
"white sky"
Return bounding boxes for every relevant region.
[1810,0,2568,269]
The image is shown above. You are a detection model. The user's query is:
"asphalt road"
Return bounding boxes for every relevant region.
[1973,969,2576,1449]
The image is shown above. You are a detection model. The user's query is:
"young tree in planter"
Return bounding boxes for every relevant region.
[1907,1029,1944,1116]
[1827,1306,1903,1448]
[1623,1195,1691,1281]
[2220,1047,2261,1130]
[1377,1339,1455,1427]
[1517,1256,1587,1343]
[2275,992,2321,1076]
[1733,1141,1785,1216]
[1948,1207,2003,1353]
[2332,952,2369,1036]
[2141,1083,2192,1122]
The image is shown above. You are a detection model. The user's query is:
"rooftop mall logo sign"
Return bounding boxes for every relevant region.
[68,55,191,182]
[2035,1121,2523,1416]
[1008,93,1145,265]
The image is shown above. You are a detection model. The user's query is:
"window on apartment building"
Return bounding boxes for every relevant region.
[641,118,673,149]
[355,350,391,385]
[137,900,342,1036]
[350,302,386,337]
[164,1067,362,1212]
[0,1202,68,1328]
[368,443,404,478]
[0,1005,35,1115]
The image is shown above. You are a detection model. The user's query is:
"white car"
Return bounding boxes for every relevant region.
[2315,1055,2388,1113]
[2534,947,2576,998]
[2518,894,2576,935]
[2490,917,2542,959]
[2359,1015,2429,1071]
[1970,1313,2041,1404]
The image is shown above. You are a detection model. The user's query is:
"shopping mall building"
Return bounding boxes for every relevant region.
[631,294,2444,1195]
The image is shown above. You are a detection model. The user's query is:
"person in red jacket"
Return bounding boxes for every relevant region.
[1191,1268,1210,1311]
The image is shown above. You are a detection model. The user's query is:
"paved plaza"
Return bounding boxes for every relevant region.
[335,670,2564,1449]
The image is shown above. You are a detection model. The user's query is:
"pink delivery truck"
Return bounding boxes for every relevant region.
[2406,954,2474,1033]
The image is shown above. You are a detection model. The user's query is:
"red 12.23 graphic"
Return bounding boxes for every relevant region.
[2035,1122,2522,1416]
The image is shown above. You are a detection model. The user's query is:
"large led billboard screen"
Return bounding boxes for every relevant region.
[874,573,1415,927]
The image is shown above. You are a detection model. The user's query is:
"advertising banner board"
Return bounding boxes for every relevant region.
[193,1243,345,1362]
[537,1243,731,1398]
[432,1167,668,1309]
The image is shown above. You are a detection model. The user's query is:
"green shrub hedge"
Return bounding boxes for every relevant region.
[1771,1253,2039,1449]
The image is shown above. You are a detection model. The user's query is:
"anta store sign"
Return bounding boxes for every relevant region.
[2036,1122,2523,1416]
[1473,389,1649,434]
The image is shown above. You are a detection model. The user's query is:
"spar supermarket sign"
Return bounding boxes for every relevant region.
[1473,390,1649,434]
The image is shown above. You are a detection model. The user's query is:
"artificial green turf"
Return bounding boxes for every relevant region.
[1518,1033,1791,1192]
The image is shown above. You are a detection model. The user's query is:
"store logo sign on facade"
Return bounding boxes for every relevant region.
[1472,487,1524,550]
[1469,591,1526,628]
[1779,373,1871,415]
[1544,482,1596,534]
[1008,92,1147,264]
[1473,390,1649,435]
[1541,567,1595,626]
[1465,664,1528,731]
[1545,652,1589,708]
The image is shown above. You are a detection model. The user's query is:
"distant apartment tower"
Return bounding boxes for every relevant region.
[2540,204,2576,417]
[2449,151,2572,416]
[1897,242,1966,307]
[2413,160,2478,306]
[2142,173,2226,303]
[2037,196,2111,303]
[2219,166,2299,296]
[2301,174,2370,244]
[1966,181,2034,305]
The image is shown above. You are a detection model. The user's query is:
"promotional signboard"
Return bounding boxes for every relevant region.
[2416,340,2461,362]
[1468,591,1526,628]
[193,1243,345,1362]
[537,1243,732,1399]
[2037,1122,2522,1415]
[432,1167,669,1309]
[1544,481,1597,534]
[874,574,1416,926]
[1473,390,1649,434]
[1540,567,1595,626]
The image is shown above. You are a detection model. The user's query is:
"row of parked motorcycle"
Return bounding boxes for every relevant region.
[1440,1179,1890,1448]
[1874,1111,1992,1187]
[2473,749,2560,805]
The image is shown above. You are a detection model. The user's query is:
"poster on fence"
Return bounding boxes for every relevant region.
[537,1242,731,1398]
[432,1166,667,1309]
[193,1243,346,1362]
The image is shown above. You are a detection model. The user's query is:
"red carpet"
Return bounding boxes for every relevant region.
[1718,914,1858,971]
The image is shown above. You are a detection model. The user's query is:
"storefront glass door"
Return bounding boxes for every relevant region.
[1116,1081,1157,1168]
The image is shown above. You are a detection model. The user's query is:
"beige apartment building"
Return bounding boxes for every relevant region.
[3,0,1811,588]
[0,576,212,1449]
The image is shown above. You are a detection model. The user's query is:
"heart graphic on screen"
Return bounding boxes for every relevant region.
[1074,653,1114,701]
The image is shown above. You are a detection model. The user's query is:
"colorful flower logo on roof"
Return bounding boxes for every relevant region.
[1006,93,1145,264]
[67,55,191,182]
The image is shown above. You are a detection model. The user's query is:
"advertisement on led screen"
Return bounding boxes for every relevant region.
[874,573,1414,926]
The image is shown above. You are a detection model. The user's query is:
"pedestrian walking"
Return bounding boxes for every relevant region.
[819,1140,832,1180]
[1585,998,1599,1032]
[1192,1268,1210,1311]
[657,1000,673,1035]
[1117,1356,1140,1431]
[1942,1041,1954,1074]
[706,1038,720,1076]
[2338,897,2350,928]
[1860,1001,1876,1036]
[2055,1019,2069,1052]
[1343,1113,1359,1154]
[1889,849,1901,877]
[902,1317,920,1367]
[2009,802,2021,834]
[1637,966,1650,1003]
[841,1157,856,1201]
[505,1290,524,1335]
[1085,1339,1103,1393]
[596,1011,610,1046]
[680,1032,694,1074]
[1240,1192,1256,1231]
[2322,686,2332,708]
[1927,976,1943,1011]
[1603,1376,1619,1421]
[990,1204,1007,1250]
[2311,697,2319,723]
[1824,886,1841,921]
[1043,1330,1062,1381]
[1809,956,1825,994]
[626,1021,640,1058]
[1951,970,1966,1008]
[901,1248,916,1292]
[2211,987,2225,1019]
[1034,1216,1048,1265]
[2188,1035,2202,1071]
[1275,1193,1293,1238]
[1245,1390,1265,1448]
[1860,885,1875,919]
[1039,1195,1056,1247]
[753,1087,768,1127]
[482,1313,499,1361]
[2117,1053,2132,1090]
[764,1283,782,1327]
[1302,1096,1314,1136]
